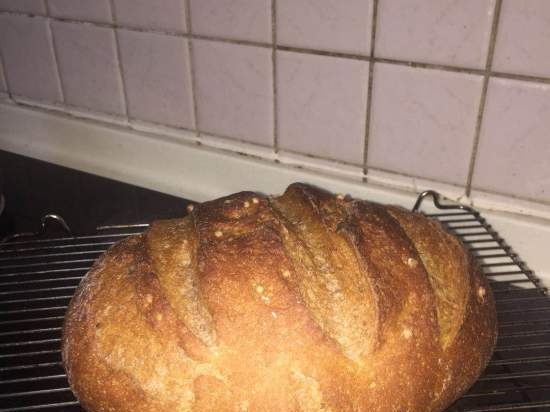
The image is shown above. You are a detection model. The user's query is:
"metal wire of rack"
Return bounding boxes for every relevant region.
[0,192,549,412]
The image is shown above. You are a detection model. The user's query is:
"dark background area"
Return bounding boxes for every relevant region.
[0,150,192,237]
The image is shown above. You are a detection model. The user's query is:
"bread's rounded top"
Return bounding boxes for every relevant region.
[62,183,497,412]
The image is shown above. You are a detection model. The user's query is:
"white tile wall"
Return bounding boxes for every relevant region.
[193,39,273,146]
[368,64,483,185]
[277,0,373,54]
[47,0,112,23]
[473,78,550,202]
[118,30,194,129]
[112,0,186,33]
[492,0,550,78]
[51,21,125,115]
[189,0,271,43]
[1,0,550,211]
[277,51,368,164]
[376,0,495,68]
[0,14,61,102]
[0,0,45,14]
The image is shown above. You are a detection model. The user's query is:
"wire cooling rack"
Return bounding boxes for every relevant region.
[0,191,549,412]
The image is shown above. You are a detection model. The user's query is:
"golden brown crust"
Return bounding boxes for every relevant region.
[386,206,498,409]
[62,183,497,412]
[270,184,381,361]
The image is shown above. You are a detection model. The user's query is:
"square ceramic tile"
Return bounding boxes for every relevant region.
[277,51,368,164]
[0,15,61,101]
[189,0,271,43]
[112,0,186,32]
[368,63,483,185]
[118,30,194,129]
[492,0,550,77]
[47,0,112,23]
[376,0,495,68]
[277,0,373,54]
[472,78,550,202]
[0,0,45,14]
[51,21,125,115]
[193,39,273,145]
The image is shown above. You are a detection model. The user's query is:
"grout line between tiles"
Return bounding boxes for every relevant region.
[108,0,130,118]
[2,10,550,87]
[13,94,129,121]
[277,45,370,61]
[374,57,486,76]
[129,118,204,139]
[468,186,550,208]
[0,10,272,48]
[44,4,65,104]
[367,165,449,183]
[271,0,278,154]
[188,33,269,49]
[491,71,550,85]
[199,130,275,151]
[465,0,502,197]
[184,0,201,138]
[369,167,465,199]
[279,148,364,169]
[362,0,379,181]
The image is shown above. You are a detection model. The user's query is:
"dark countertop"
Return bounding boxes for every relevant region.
[0,150,192,237]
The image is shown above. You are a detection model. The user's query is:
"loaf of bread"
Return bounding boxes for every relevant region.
[62,183,497,412]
